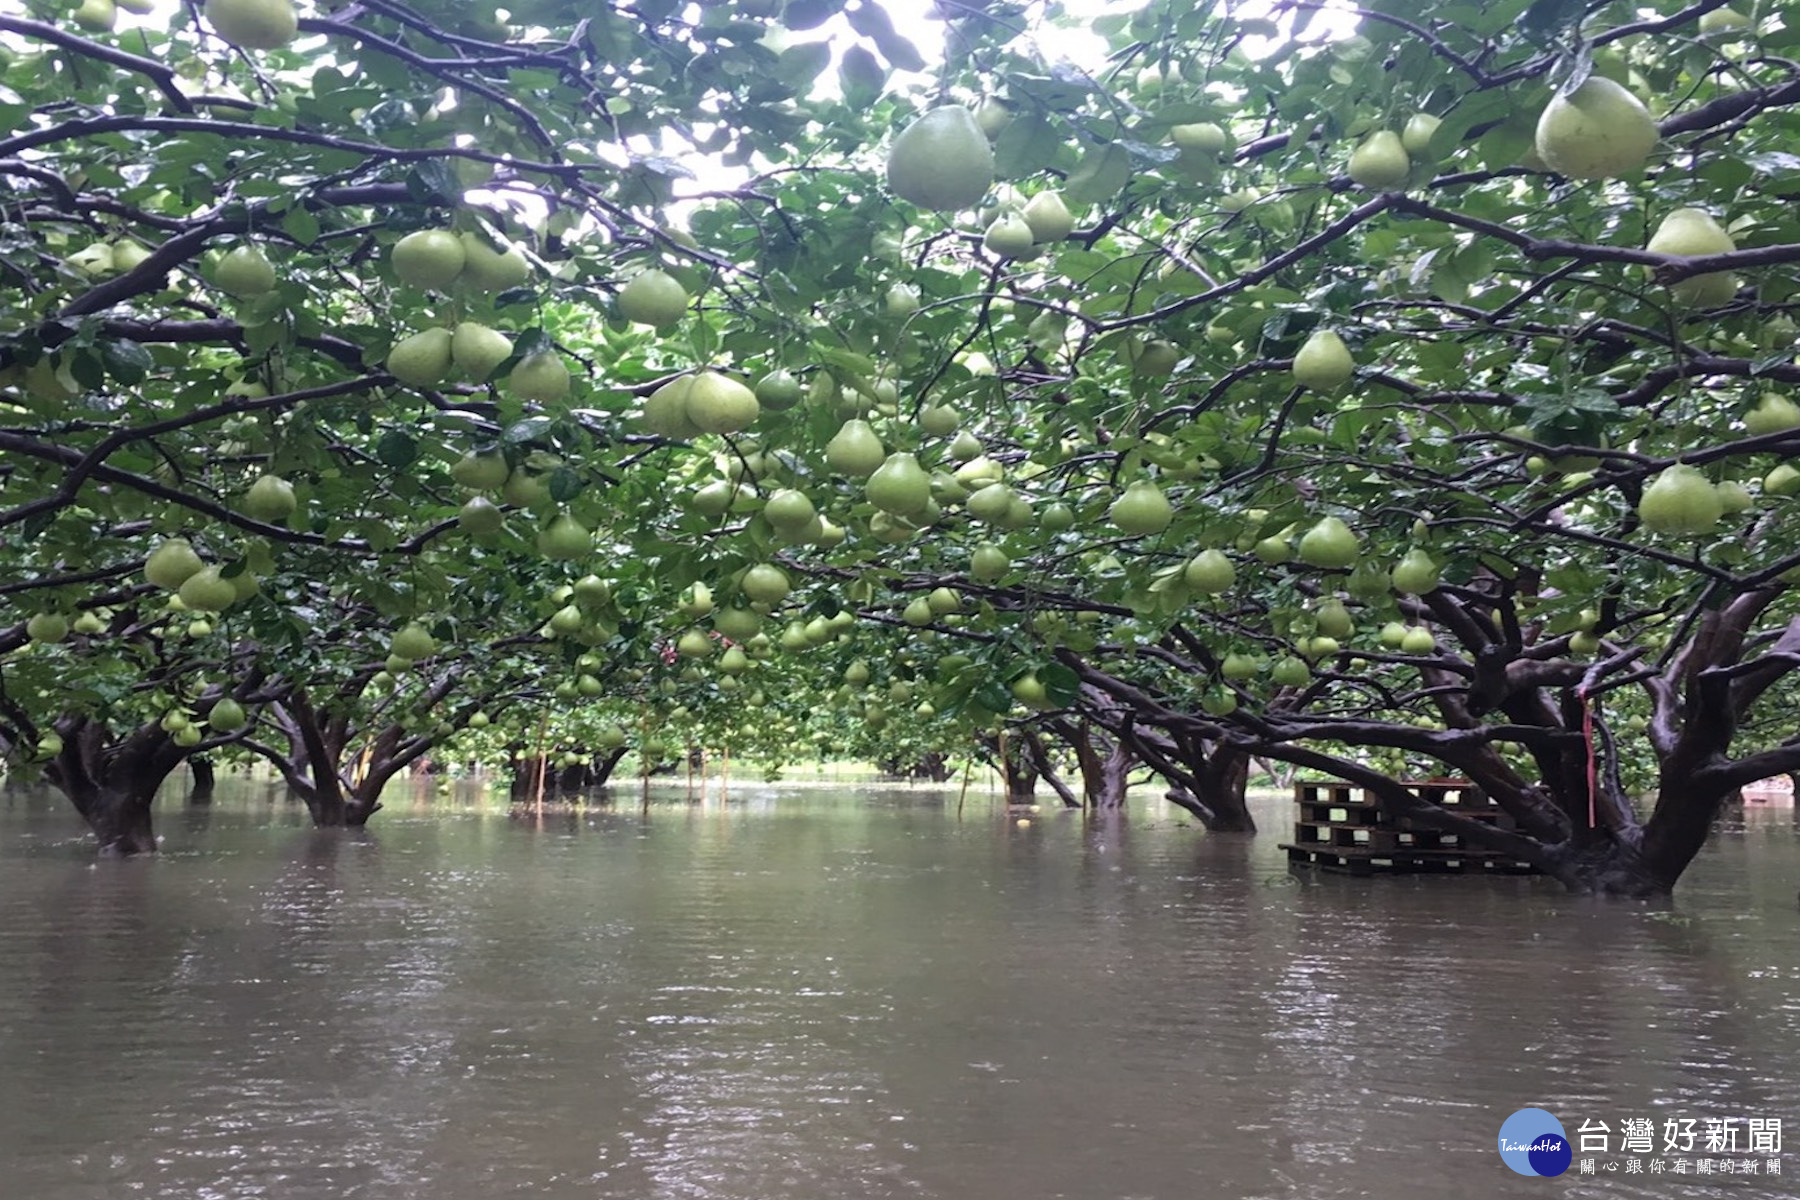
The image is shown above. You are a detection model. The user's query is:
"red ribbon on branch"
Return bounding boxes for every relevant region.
[1579,687,1597,830]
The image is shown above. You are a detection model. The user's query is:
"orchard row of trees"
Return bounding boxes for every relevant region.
[3,0,1799,894]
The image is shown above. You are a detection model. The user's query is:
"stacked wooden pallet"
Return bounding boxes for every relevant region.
[1279,780,1539,875]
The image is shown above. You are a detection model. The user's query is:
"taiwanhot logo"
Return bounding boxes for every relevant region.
[1499,1108,1572,1177]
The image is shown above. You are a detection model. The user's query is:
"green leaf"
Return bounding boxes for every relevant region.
[375,430,418,468]
[992,112,1063,181]
[69,349,107,391]
[839,45,886,106]
[775,42,831,90]
[1520,389,1621,446]
[973,682,1012,714]
[99,339,153,385]
[1041,662,1080,707]
[513,327,554,357]
[1519,0,1585,45]
[1064,141,1132,206]
[405,160,462,207]
[505,416,554,444]
[846,1,925,72]
[548,466,585,502]
[282,206,322,246]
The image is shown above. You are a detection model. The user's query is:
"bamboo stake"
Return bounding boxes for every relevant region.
[533,709,550,813]
[957,754,973,819]
[639,712,652,805]
[721,744,730,801]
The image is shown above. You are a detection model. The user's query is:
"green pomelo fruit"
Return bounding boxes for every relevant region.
[1646,208,1738,308]
[1401,113,1441,157]
[1347,130,1410,189]
[458,496,505,535]
[242,474,296,522]
[754,369,803,411]
[617,269,689,329]
[1637,464,1722,535]
[1400,627,1436,654]
[1390,547,1441,595]
[26,612,69,643]
[537,512,593,559]
[1744,393,1800,437]
[714,607,761,640]
[1108,480,1173,536]
[178,566,239,612]
[1314,599,1354,639]
[1297,516,1360,569]
[1534,76,1658,181]
[741,563,791,605]
[208,697,248,733]
[866,452,932,517]
[451,448,511,491]
[1185,549,1236,593]
[971,543,1010,581]
[387,328,455,388]
[204,0,297,50]
[684,371,760,435]
[763,488,817,535]
[826,418,887,477]
[509,351,571,403]
[459,233,532,292]
[965,483,1016,525]
[391,229,467,291]
[642,377,702,439]
[1292,329,1354,391]
[982,212,1035,259]
[145,538,205,590]
[452,322,515,380]
[216,245,276,297]
[886,105,994,212]
[391,623,436,661]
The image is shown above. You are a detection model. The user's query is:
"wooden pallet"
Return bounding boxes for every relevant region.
[1280,842,1541,875]
[1282,779,1540,876]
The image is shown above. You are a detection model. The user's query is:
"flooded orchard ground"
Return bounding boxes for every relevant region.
[0,780,1795,1199]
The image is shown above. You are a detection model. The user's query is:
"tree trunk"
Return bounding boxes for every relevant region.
[1534,836,1669,897]
[999,734,1039,799]
[187,756,216,802]
[1108,722,1256,831]
[1093,738,1135,808]
[81,785,160,855]
[305,782,348,826]
[1061,720,1108,804]
[341,786,382,827]
[1634,767,1738,894]
[45,717,188,855]
[1190,745,1255,832]
[591,746,628,788]
[1022,729,1082,807]
[511,755,550,802]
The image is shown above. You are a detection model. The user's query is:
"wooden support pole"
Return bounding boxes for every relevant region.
[532,710,550,813]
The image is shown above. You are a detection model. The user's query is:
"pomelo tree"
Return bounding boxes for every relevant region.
[2,0,1798,895]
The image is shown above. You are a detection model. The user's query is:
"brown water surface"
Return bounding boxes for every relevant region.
[0,780,1794,1199]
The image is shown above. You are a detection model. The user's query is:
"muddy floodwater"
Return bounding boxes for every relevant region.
[0,780,1795,1199]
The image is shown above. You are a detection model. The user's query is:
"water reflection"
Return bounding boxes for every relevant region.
[0,781,1794,1199]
